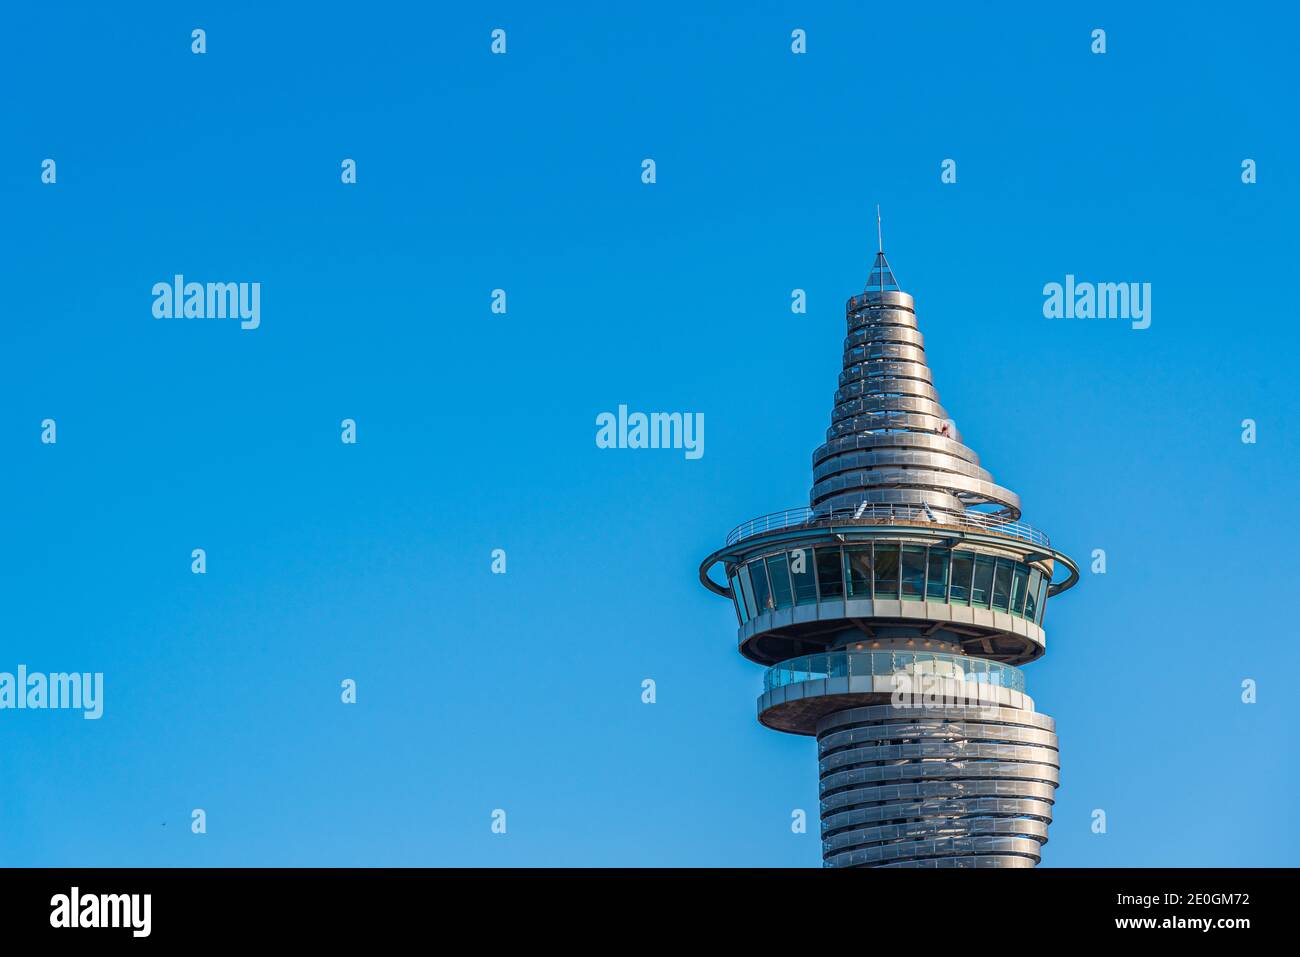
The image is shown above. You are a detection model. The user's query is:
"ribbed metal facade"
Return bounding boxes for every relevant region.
[817,704,1059,868]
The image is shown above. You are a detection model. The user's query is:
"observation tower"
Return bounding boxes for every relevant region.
[698,215,1079,867]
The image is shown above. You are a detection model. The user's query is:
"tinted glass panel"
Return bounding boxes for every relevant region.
[992,558,1013,612]
[789,548,818,605]
[729,574,746,623]
[949,552,974,604]
[1036,576,1049,624]
[901,546,926,600]
[874,544,900,599]
[765,554,793,609]
[1024,568,1041,622]
[926,548,950,600]
[815,548,844,599]
[738,565,756,619]
[844,546,873,598]
[748,559,772,614]
[972,555,995,608]
[1010,564,1029,617]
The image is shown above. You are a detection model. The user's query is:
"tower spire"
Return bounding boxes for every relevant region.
[866,205,898,293]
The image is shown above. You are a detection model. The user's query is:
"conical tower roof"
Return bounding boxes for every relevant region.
[809,231,1021,521]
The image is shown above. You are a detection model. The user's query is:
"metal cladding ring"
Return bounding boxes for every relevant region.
[848,294,915,314]
[810,468,1022,515]
[835,377,941,404]
[822,817,1051,855]
[810,468,1018,508]
[826,411,954,439]
[876,854,1038,869]
[813,431,984,469]
[844,325,925,350]
[819,741,1061,775]
[821,797,1055,835]
[844,343,928,365]
[839,360,933,387]
[825,836,1048,868]
[820,778,1061,815]
[847,289,916,309]
[815,704,1059,868]
[817,703,1056,733]
[842,327,925,348]
[847,308,919,332]
[818,720,1058,752]
[820,760,1061,794]
[849,301,916,316]
[813,448,998,485]
[832,394,948,422]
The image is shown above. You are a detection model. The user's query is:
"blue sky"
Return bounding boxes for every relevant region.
[1,2,1297,866]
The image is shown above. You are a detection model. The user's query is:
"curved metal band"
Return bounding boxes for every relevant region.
[813,431,984,469]
[844,343,928,365]
[817,703,1057,733]
[835,377,941,404]
[820,741,1060,774]
[810,468,1022,515]
[823,817,1051,855]
[820,778,1060,815]
[820,761,1061,796]
[819,721,1058,753]
[821,796,1055,835]
[847,311,920,335]
[845,325,926,350]
[824,835,1048,868]
[839,360,934,387]
[832,394,949,422]
[813,448,997,485]
[827,411,954,439]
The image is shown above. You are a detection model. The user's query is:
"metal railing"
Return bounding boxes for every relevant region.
[763,650,1025,694]
[725,503,1049,549]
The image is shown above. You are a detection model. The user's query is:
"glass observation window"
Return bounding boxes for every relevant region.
[729,574,747,624]
[992,558,1013,612]
[789,548,818,605]
[1036,575,1049,625]
[844,546,873,599]
[926,548,950,601]
[972,555,995,608]
[900,546,926,600]
[748,559,772,614]
[1024,567,1041,622]
[738,564,757,620]
[1010,564,1029,617]
[949,552,974,605]
[765,554,793,609]
[874,544,900,599]
[815,547,844,599]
